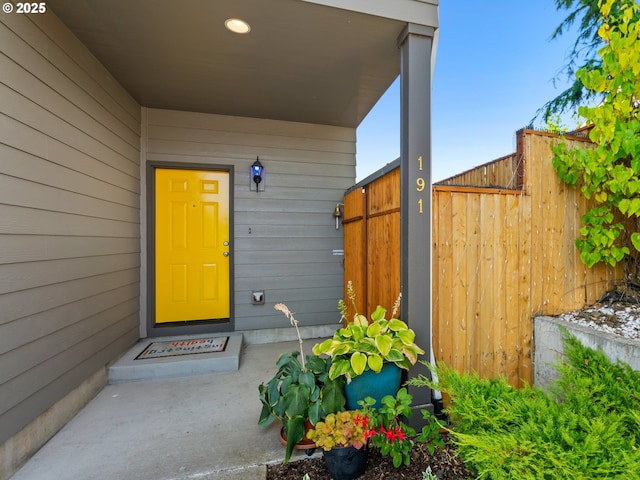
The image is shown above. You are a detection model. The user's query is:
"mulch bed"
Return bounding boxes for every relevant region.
[267,439,475,480]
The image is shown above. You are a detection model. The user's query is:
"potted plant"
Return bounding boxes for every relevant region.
[312,282,425,408]
[258,303,346,462]
[307,410,369,480]
[358,388,421,468]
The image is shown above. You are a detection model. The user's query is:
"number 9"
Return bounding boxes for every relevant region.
[416,177,425,192]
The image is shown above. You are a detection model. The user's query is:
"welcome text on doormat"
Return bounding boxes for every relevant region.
[135,337,229,360]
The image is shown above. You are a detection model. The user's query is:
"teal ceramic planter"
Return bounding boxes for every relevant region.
[344,363,402,409]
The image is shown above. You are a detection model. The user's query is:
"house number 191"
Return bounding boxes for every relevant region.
[416,156,425,214]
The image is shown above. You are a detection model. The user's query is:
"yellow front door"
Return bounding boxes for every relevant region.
[155,168,230,323]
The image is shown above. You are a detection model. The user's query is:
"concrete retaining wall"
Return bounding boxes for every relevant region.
[534,316,640,390]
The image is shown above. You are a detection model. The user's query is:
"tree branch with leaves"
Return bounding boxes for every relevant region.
[535,0,638,123]
[552,0,640,273]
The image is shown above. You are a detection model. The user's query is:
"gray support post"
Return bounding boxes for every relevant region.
[398,24,435,426]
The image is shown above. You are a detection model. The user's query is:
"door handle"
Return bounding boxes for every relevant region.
[223,251,229,257]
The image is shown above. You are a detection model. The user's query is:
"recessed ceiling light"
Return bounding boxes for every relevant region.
[225,18,251,34]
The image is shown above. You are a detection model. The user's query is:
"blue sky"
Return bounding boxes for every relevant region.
[355,0,581,182]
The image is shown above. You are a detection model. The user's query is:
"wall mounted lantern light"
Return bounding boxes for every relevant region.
[333,203,343,229]
[251,157,264,193]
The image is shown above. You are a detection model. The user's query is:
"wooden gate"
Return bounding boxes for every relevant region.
[343,166,400,320]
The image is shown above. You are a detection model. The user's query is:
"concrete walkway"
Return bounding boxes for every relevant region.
[10,340,318,480]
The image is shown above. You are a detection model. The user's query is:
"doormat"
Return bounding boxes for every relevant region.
[135,337,229,360]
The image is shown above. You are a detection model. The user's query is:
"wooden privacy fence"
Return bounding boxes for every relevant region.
[343,129,624,387]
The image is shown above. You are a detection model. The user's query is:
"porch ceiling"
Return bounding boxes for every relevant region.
[47,0,411,128]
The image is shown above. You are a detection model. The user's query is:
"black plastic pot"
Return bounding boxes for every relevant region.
[322,445,367,480]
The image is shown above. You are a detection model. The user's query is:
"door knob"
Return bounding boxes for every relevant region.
[223,241,229,246]
[223,251,229,257]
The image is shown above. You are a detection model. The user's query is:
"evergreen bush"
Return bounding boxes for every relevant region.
[408,329,640,479]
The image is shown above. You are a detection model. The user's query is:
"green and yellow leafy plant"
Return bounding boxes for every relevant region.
[552,0,640,270]
[312,281,425,381]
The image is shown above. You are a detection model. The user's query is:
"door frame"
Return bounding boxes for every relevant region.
[146,161,235,337]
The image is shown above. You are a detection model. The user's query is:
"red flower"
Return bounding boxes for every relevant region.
[353,414,369,429]
[385,429,397,441]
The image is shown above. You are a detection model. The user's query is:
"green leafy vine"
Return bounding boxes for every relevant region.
[552,0,640,271]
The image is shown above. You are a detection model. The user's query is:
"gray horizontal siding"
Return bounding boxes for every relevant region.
[235,197,343,212]
[144,108,355,332]
[148,125,354,156]
[0,283,139,355]
[0,204,140,237]
[0,11,139,133]
[0,236,139,264]
[0,116,140,193]
[235,274,344,291]
[2,312,137,448]
[0,253,139,294]
[0,174,138,222]
[1,298,139,390]
[0,9,141,444]
[0,270,139,326]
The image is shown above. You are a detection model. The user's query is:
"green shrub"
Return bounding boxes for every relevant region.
[408,330,640,479]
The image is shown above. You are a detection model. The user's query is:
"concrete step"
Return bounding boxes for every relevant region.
[108,333,242,383]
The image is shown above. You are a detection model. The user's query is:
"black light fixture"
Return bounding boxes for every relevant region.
[251,157,263,193]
